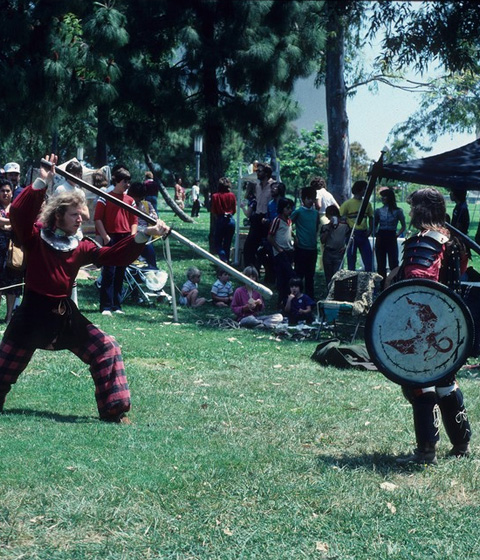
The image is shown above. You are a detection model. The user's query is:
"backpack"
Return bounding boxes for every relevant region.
[311,338,377,371]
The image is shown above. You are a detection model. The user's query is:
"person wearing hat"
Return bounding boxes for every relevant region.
[4,162,23,200]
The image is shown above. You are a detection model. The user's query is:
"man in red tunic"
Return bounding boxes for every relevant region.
[0,154,168,423]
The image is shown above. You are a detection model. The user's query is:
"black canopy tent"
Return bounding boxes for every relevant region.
[354,139,480,256]
[378,138,480,190]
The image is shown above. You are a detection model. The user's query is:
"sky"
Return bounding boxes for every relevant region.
[347,80,475,161]
[292,75,475,163]
[292,31,476,164]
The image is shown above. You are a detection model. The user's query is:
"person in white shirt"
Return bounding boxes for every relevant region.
[312,176,339,223]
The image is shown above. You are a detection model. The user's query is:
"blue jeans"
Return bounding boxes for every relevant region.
[214,215,235,262]
[347,230,372,272]
[274,250,295,308]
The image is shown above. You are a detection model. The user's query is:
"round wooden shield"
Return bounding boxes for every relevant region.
[365,279,474,387]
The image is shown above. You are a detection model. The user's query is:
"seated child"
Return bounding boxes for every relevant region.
[179,266,206,307]
[231,266,283,328]
[284,277,315,324]
[211,269,234,307]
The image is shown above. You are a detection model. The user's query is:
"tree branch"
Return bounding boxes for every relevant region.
[346,74,434,94]
[144,152,193,223]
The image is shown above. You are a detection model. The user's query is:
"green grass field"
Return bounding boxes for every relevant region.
[0,202,479,559]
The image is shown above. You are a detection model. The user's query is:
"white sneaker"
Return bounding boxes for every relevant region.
[102,310,112,316]
[114,309,125,315]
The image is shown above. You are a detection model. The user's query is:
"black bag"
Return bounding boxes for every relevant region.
[311,337,377,371]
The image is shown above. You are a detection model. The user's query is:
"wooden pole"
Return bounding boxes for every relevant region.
[41,159,273,298]
[167,229,272,298]
[164,236,178,322]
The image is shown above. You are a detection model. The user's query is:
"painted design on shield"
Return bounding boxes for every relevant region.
[365,280,473,386]
[384,297,453,360]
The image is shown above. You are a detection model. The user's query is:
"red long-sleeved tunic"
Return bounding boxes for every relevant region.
[11,184,145,299]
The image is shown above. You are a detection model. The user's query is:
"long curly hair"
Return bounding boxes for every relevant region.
[408,188,446,232]
[39,190,87,230]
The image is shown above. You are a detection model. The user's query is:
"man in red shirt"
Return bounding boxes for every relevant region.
[94,167,137,315]
[0,154,168,423]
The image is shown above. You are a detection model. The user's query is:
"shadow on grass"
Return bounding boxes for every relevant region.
[2,408,95,423]
[316,452,432,474]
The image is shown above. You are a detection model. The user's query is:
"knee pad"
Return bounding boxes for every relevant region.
[436,382,457,399]
[402,385,435,404]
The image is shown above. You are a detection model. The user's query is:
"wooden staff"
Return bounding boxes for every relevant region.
[445,222,480,256]
[41,159,273,298]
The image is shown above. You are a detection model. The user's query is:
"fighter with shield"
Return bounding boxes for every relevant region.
[366,187,472,464]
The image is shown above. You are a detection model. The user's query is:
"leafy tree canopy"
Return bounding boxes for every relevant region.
[350,141,371,182]
[278,122,328,196]
[388,72,480,152]
[370,1,480,74]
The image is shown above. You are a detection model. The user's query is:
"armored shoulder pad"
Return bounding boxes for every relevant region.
[402,231,445,268]
[422,230,449,245]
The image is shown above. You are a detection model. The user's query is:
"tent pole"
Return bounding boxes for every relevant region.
[234,163,242,265]
[341,154,382,272]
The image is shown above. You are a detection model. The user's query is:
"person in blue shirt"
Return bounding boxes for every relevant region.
[266,181,286,223]
[284,277,315,324]
[291,186,319,299]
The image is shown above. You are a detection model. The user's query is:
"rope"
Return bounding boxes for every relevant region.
[196,318,240,329]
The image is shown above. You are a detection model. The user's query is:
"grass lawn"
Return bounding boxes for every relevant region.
[0,203,479,559]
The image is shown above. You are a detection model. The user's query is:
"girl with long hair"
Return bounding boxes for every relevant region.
[374,187,406,285]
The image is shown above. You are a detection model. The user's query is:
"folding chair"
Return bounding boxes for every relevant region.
[316,270,382,342]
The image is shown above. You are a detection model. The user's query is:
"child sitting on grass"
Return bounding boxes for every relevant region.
[231,266,283,328]
[284,277,315,325]
[211,269,234,307]
[179,266,206,307]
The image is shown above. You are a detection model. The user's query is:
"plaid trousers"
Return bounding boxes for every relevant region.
[0,324,131,418]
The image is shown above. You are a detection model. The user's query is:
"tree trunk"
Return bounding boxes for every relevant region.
[200,9,224,251]
[95,104,109,167]
[325,5,351,204]
[51,129,58,154]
